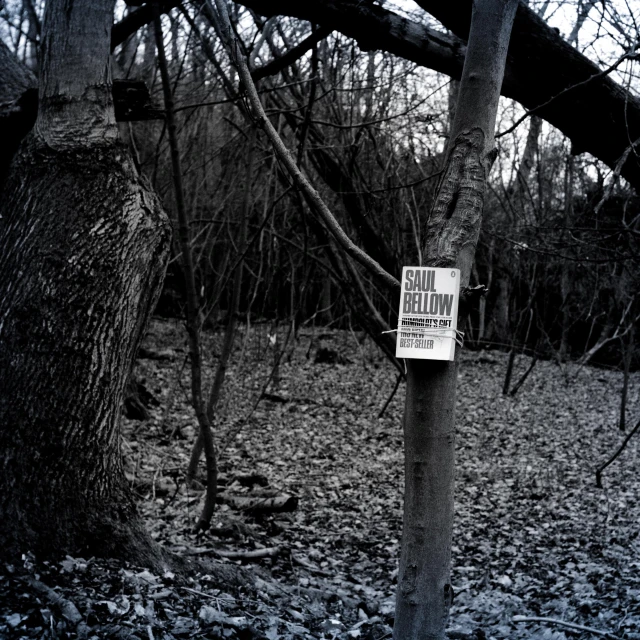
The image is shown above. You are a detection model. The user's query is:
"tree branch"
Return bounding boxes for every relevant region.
[238,0,640,194]
[210,0,400,290]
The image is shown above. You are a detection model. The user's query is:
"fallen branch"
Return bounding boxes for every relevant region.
[28,578,88,637]
[221,493,298,513]
[184,546,281,561]
[215,546,282,560]
[513,615,622,639]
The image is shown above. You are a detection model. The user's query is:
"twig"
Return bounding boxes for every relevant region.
[513,615,623,638]
[596,416,640,488]
[378,373,403,418]
[216,546,281,560]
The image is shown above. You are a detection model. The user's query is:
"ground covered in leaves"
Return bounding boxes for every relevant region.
[1,319,640,639]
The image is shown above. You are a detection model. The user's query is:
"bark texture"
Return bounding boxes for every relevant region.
[37,0,119,149]
[0,0,171,563]
[394,1,518,637]
[396,359,457,639]
[1,33,161,187]
[0,142,170,561]
[0,45,162,189]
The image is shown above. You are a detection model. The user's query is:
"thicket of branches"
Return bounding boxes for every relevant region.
[2,0,639,372]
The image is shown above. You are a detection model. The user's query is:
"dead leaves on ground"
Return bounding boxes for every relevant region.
[1,320,639,639]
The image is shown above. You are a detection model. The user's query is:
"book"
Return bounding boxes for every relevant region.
[395,266,461,361]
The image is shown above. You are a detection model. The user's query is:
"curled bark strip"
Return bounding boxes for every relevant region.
[425,129,493,274]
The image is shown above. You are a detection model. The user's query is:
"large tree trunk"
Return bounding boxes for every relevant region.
[0,0,171,563]
[393,1,518,638]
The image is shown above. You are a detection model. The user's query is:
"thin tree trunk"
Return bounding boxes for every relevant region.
[0,0,171,564]
[321,278,332,325]
[559,152,574,361]
[509,353,538,396]
[499,101,540,381]
[619,322,634,432]
[153,6,218,531]
[503,349,517,395]
[492,275,510,345]
[514,116,541,205]
[142,21,157,87]
[556,9,590,362]
[22,0,39,70]
[394,2,518,638]
[567,0,598,47]
[187,127,255,485]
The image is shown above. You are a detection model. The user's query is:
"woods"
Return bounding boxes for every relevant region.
[1,0,639,638]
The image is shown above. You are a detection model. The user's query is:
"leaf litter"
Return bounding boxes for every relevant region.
[1,319,639,639]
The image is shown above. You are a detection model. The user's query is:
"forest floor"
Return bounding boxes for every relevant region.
[1,318,640,640]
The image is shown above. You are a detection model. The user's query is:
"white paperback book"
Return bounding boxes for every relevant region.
[395,266,461,361]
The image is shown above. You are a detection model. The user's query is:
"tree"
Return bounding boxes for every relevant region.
[0,0,171,565]
[394,2,518,637]
[224,0,640,194]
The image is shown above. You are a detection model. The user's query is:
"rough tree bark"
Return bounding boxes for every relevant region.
[0,37,163,188]
[394,1,518,638]
[0,0,171,563]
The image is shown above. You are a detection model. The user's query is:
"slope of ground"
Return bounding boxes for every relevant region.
[1,318,639,639]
